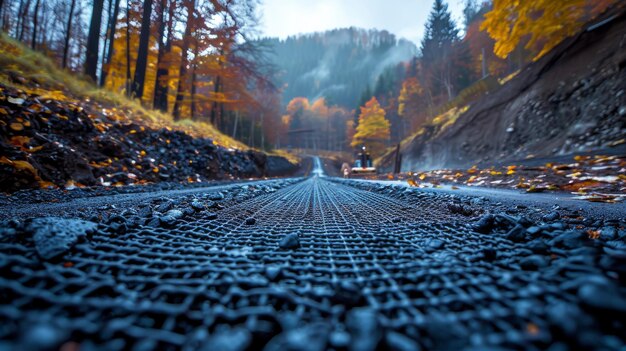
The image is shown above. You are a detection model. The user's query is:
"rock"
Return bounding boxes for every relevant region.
[245,217,256,225]
[204,326,251,351]
[329,329,350,349]
[424,239,445,252]
[526,239,549,254]
[155,201,173,213]
[599,227,618,241]
[542,211,560,222]
[108,221,127,235]
[26,217,97,260]
[472,214,495,234]
[265,266,283,281]
[448,203,474,216]
[166,209,184,219]
[526,226,542,236]
[346,307,381,351]
[550,222,566,231]
[519,255,549,270]
[264,323,329,351]
[146,217,160,227]
[209,192,225,201]
[481,248,497,261]
[138,206,152,218]
[279,233,300,250]
[578,280,626,315]
[384,331,421,351]
[204,212,218,220]
[506,225,527,242]
[190,201,204,211]
[550,230,591,249]
[159,215,177,227]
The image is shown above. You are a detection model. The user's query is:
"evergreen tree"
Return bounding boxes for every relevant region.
[420,0,459,101]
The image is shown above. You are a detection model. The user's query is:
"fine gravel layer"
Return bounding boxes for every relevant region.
[1,175,625,350]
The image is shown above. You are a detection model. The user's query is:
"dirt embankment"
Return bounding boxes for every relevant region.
[381,7,626,172]
[0,84,298,193]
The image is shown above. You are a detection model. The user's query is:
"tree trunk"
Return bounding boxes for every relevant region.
[131,0,153,100]
[62,0,76,69]
[18,0,31,41]
[190,35,199,120]
[100,0,121,86]
[172,0,195,121]
[0,0,4,29]
[125,0,131,96]
[30,0,40,49]
[210,75,221,125]
[153,0,170,112]
[85,0,104,82]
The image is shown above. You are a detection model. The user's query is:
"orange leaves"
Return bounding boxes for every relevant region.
[407,178,419,187]
[0,156,37,176]
[9,122,24,131]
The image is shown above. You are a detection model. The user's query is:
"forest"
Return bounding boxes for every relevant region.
[0,0,618,155]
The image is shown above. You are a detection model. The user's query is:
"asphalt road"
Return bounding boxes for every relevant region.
[0,158,625,350]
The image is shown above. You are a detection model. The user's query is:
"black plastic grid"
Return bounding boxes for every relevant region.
[0,176,624,350]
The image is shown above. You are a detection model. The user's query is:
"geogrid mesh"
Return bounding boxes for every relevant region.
[0,176,624,350]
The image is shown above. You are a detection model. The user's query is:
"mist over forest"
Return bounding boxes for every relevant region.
[259,28,416,109]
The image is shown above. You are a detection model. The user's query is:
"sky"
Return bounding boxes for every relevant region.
[259,0,467,46]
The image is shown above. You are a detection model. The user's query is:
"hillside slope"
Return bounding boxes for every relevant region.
[0,35,296,193]
[382,7,626,172]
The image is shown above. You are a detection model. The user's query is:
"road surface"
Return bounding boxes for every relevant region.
[0,158,625,350]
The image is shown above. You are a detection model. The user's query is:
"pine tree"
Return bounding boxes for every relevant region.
[420,0,459,101]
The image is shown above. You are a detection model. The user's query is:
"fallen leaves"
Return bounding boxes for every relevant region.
[9,122,23,131]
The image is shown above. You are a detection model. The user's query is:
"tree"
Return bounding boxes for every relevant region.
[480,0,616,60]
[172,0,195,120]
[153,0,171,112]
[398,77,426,132]
[420,0,459,101]
[131,0,153,99]
[62,0,77,69]
[100,0,121,85]
[85,0,104,81]
[30,0,41,49]
[351,97,390,158]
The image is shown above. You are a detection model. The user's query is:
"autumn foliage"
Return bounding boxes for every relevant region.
[351,97,390,158]
[481,0,618,60]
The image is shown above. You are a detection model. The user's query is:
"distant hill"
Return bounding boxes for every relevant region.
[259,28,417,108]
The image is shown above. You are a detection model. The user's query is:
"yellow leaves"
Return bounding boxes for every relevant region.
[481,0,591,60]
[0,156,37,176]
[351,97,390,157]
[407,179,418,187]
[152,167,159,173]
[506,165,517,175]
[10,122,23,131]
